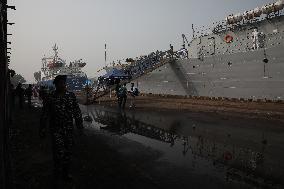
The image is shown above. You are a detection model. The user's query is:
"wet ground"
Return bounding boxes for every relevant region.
[9,98,284,189]
[80,104,284,189]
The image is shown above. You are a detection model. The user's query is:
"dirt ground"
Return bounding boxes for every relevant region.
[9,102,160,189]
[88,95,284,122]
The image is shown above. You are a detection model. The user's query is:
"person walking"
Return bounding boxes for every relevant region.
[39,75,84,185]
[129,83,139,108]
[10,84,15,108]
[25,84,33,108]
[115,79,121,107]
[15,83,24,109]
[118,83,127,109]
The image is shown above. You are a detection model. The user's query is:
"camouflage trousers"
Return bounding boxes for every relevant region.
[51,129,73,178]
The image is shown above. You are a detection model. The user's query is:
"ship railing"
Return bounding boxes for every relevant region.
[194,9,284,39]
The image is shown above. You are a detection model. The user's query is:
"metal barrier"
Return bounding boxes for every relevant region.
[0,1,15,188]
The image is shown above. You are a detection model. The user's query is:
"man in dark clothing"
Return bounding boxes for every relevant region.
[115,80,121,97]
[15,83,24,109]
[129,83,139,108]
[40,75,84,184]
[10,84,15,108]
[118,83,127,109]
[39,86,47,101]
[115,79,121,107]
[25,84,33,108]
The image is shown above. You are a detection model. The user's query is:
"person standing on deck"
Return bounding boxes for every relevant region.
[252,28,260,50]
[39,75,84,184]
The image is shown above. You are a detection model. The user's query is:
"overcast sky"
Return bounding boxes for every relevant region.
[8,0,274,82]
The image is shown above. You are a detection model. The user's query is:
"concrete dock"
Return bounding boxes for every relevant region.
[87,94,284,122]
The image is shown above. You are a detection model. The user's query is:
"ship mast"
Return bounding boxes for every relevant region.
[53,43,58,63]
[104,43,107,67]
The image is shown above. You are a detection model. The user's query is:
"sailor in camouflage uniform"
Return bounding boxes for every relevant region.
[40,75,83,181]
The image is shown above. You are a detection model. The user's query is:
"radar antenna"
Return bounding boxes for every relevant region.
[52,43,59,62]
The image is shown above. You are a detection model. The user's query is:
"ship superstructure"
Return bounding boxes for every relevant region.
[37,44,87,91]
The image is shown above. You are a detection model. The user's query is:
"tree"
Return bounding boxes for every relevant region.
[126,58,134,63]
[9,69,16,78]
[11,74,26,86]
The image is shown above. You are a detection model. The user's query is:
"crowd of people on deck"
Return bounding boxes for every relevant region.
[125,50,167,79]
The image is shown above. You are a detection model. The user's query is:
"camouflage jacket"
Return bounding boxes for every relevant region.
[41,90,83,133]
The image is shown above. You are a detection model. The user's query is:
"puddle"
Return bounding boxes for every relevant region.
[81,105,284,188]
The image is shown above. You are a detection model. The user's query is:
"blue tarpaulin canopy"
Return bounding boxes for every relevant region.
[102,68,130,79]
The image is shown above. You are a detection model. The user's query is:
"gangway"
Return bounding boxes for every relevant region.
[92,55,171,101]
[92,43,195,102]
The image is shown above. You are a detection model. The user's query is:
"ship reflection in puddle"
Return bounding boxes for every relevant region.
[82,106,284,188]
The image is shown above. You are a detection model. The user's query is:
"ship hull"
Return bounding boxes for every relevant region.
[131,15,284,100]
[132,45,284,100]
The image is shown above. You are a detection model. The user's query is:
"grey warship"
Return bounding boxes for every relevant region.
[96,1,284,100]
[130,0,284,100]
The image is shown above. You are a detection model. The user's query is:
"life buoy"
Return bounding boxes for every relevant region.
[225,34,233,43]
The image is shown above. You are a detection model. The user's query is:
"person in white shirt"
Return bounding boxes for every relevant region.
[252,28,260,50]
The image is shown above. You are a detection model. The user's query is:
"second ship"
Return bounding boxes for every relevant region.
[34,44,88,91]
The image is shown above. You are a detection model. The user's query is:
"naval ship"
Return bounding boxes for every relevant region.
[35,44,88,91]
[99,0,284,100]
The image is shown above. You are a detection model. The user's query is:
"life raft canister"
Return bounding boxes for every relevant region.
[225,34,233,43]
